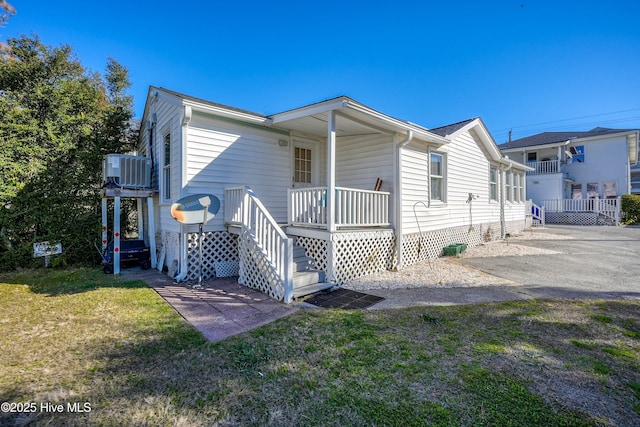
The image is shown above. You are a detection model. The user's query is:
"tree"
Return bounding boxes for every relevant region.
[0,1,15,54]
[0,35,137,269]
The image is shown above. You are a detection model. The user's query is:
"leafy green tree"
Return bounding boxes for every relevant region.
[0,35,137,269]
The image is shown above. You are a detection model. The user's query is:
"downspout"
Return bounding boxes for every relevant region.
[395,130,413,270]
[174,105,193,282]
[500,159,513,239]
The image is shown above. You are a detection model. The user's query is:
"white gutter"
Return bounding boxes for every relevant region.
[395,130,413,270]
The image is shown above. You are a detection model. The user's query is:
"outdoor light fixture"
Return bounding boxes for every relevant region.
[277,139,289,147]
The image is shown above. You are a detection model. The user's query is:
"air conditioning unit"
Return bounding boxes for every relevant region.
[103,154,151,189]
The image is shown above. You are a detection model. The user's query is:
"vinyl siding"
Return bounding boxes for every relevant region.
[184,112,290,231]
[401,129,523,234]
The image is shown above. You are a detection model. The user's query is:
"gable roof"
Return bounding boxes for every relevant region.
[498,127,639,150]
[429,118,477,137]
[430,117,532,171]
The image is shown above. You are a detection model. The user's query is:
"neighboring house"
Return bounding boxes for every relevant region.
[498,128,639,225]
[120,87,530,302]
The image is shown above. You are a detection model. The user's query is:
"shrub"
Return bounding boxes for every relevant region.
[621,194,640,224]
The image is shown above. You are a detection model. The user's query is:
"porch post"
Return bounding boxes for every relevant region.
[327,110,336,233]
[326,110,337,282]
[137,198,144,239]
[113,196,121,275]
[101,198,108,252]
[557,146,562,172]
[147,197,157,269]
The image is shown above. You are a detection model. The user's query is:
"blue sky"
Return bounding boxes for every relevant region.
[3,1,640,142]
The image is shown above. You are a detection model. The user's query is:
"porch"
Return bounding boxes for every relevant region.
[224,186,390,231]
[541,198,620,225]
[526,159,560,175]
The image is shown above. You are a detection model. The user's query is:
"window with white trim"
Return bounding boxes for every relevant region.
[505,171,513,202]
[430,152,446,203]
[518,172,525,202]
[514,173,521,203]
[163,132,171,201]
[489,165,498,202]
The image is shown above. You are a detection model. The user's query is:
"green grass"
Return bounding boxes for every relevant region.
[1,269,640,426]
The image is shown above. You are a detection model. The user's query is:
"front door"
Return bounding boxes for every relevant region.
[292,139,318,188]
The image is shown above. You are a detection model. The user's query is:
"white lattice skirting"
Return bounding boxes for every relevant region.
[237,229,285,301]
[545,212,597,225]
[295,230,396,285]
[402,219,527,268]
[187,231,239,282]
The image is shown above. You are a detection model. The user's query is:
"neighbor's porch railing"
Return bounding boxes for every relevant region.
[526,199,545,227]
[542,198,620,223]
[288,186,390,229]
[526,160,560,175]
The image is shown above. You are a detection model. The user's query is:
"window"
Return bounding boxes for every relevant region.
[527,152,537,162]
[514,173,520,203]
[571,183,582,200]
[430,152,445,203]
[163,132,171,200]
[294,146,312,184]
[603,181,617,199]
[489,165,498,202]
[519,173,525,202]
[505,171,513,202]
[587,182,599,199]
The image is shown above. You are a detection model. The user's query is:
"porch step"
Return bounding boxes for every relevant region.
[293,282,334,299]
[293,270,326,289]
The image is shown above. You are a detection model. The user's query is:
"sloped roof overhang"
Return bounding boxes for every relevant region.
[270,96,449,145]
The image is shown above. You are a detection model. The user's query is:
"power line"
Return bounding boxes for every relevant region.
[494,114,640,143]
[494,108,640,133]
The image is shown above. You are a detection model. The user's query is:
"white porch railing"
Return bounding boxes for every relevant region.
[527,200,545,226]
[225,186,294,303]
[288,186,390,229]
[527,160,560,175]
[224,186,245,226]
[542,198,620,223]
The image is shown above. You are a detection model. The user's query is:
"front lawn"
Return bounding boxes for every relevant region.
[1,268,639,426]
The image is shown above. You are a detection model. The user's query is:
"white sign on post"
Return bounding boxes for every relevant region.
[33,241,62,267]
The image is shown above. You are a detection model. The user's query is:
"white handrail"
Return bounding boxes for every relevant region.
[542,198,620,224]
[224,186,245,225]
[229,186,294,303]
[289,186,390,228]
[526,160,559,175]
[528,200,545,226]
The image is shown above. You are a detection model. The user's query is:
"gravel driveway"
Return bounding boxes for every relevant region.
[347,225,640,308]
[459,225,640,299]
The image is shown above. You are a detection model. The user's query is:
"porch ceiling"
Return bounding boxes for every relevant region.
[270,97,448,145]
[275,111,386,138]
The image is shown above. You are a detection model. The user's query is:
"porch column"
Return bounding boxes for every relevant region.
[101,198,108,252]
[137,198,144,239]
[147,197,157,269]
[326,110,337,283]
[327,110,336,232]
[557,146,562,172]
[113,196,121,275]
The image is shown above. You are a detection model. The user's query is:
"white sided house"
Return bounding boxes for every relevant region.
[499,128,639,225]
[134,87,530,302]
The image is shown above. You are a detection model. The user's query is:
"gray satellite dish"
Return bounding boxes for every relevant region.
[171,194,220,287]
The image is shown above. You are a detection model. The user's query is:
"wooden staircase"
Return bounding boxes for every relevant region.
[226,186,333,303]
[291,243,332,298]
